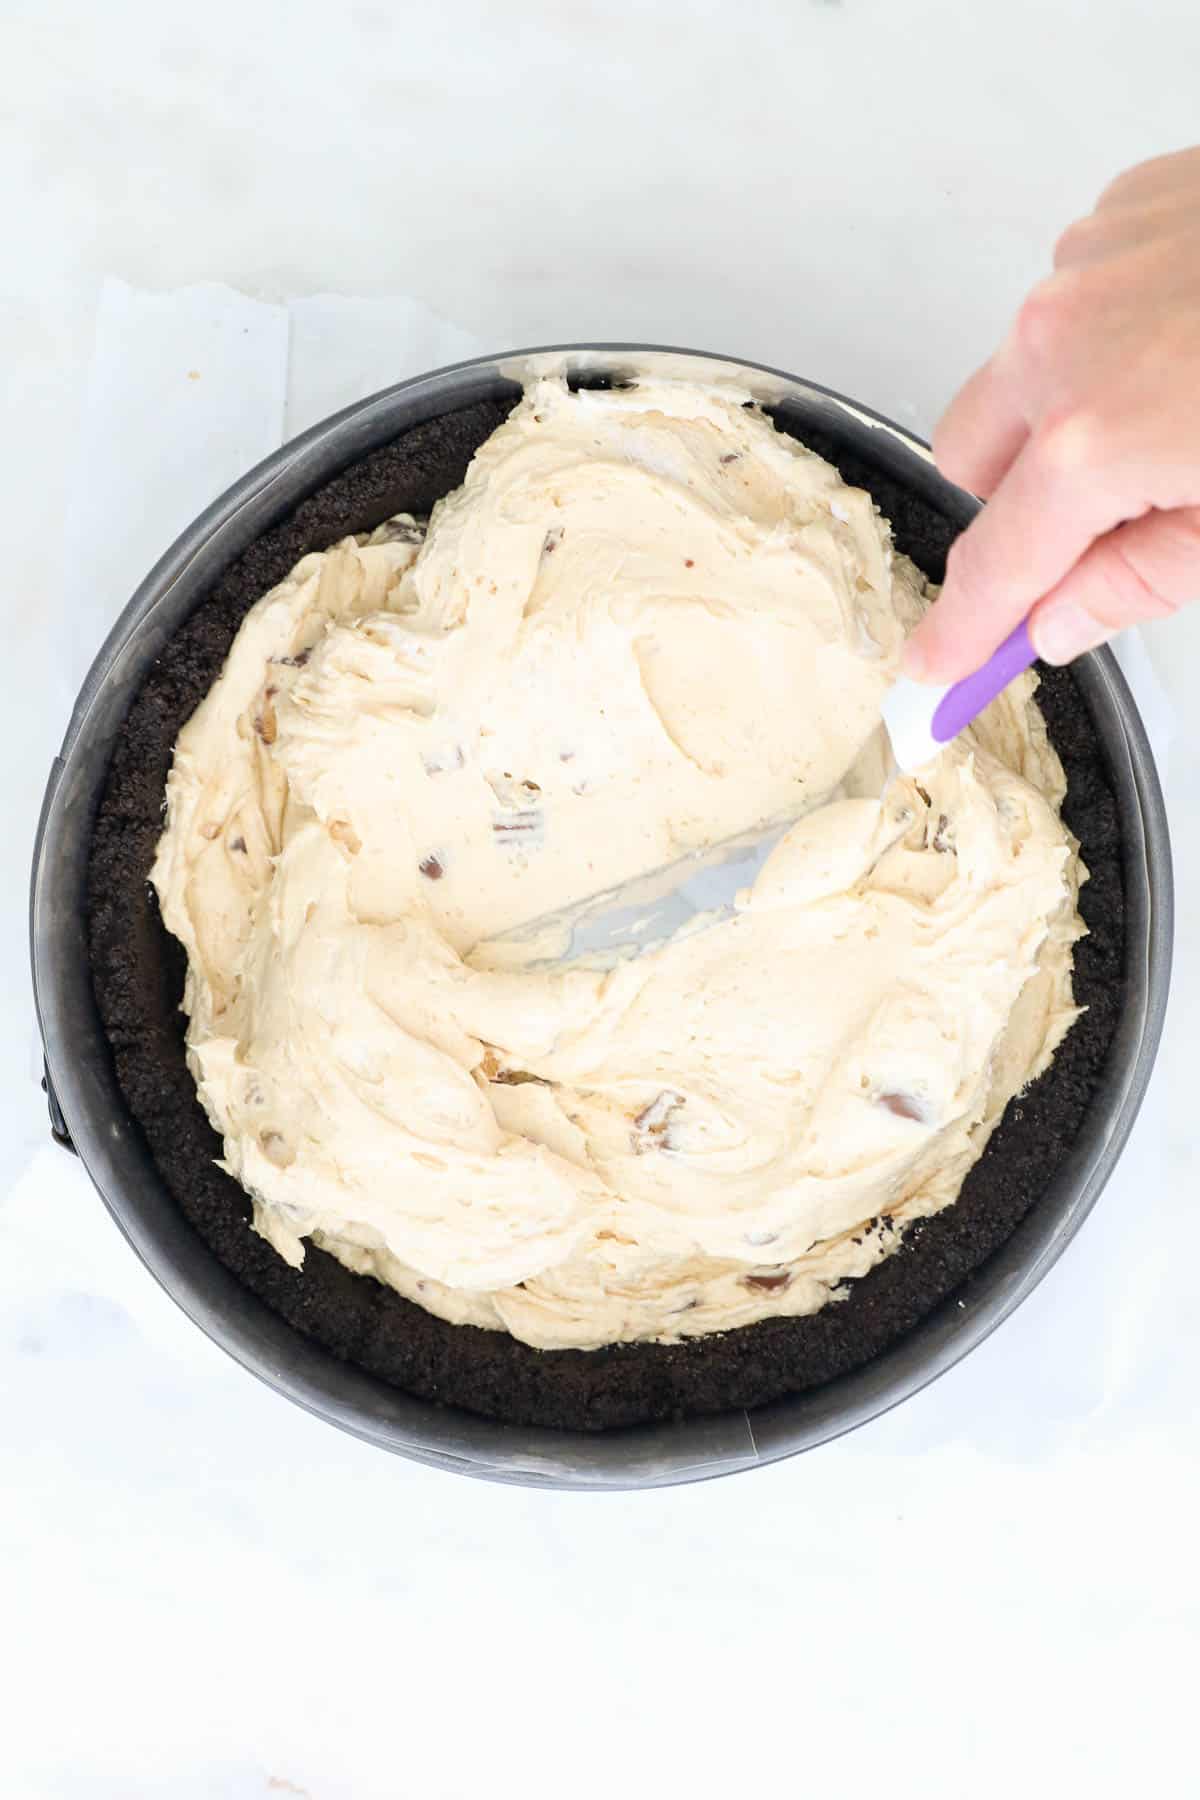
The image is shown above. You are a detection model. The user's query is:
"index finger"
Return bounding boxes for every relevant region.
[932,349,1029,499]
[902,421,1136,682]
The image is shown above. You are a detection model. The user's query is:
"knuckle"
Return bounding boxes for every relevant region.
[1035,407,1109,480]
[1097,535,1169,622]
[1168,505,1200,560]
[1097,154,1159,210]
[1052,214,1100,269]
[1099,540,1148,607]
[1096,165,1141,211]
[1138,508,1200,615]
[1012,272,1080,360]
[1089,513,1200,625]
[1097,147,1200,212]
[1012,288,1055,361]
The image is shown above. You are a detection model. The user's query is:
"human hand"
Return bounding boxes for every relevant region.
[904,146,1200,683]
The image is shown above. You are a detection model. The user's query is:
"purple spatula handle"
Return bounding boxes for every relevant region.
[930,619,1037,744]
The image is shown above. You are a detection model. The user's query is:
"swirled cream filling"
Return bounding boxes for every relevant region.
[152,377,1083,1350]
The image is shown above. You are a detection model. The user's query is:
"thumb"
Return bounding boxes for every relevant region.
[1028,505,1200,664]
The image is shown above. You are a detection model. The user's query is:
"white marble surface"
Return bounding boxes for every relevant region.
[5,3,1199,1795]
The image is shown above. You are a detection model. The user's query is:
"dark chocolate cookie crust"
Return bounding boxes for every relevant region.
[87,395,1124,1432]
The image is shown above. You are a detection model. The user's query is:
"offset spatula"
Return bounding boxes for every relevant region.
[477,620,1038,969]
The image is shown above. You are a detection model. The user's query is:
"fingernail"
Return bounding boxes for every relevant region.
[1030,601,1113,666]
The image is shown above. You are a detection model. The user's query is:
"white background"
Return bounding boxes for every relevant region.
[4,3,1199,1796]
